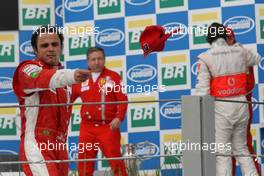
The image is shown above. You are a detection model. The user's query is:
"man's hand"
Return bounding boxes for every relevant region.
[109,118,121,130]
[74,69,91,83]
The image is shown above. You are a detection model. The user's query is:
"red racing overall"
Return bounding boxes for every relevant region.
[13,59,76,176]
[71,67,128,176]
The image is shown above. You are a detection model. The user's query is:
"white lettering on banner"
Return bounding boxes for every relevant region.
[164,106,179,115]
[0,81,11,89]
[131,31,140,43]
[224,16,255,35]
[100,32,121,42]
[0,77,13,94]
[127,64,157,83]
[0,45,12,56]
[131,68,153,79]
[160,102,181,119]
[25,8,48,19]
[65,0,92,12]
[99,0,118,8]
[70,37,89,48]
[72,114,81,125]
[133,107,153,120]
[0,118,14,129]
[164,66,184,79]
[135,142,159,160]
[96,29,124,47]
[68,0,89,8]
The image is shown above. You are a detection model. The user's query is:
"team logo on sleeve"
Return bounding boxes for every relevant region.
[22,64,42,78]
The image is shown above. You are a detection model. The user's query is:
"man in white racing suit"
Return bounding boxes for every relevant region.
[193,22,260,176]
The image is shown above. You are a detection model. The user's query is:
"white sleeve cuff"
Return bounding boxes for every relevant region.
[49,69,76,90]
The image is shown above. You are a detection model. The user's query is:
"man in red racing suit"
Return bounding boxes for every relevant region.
[71,47,128,176]
[13,25,90,176]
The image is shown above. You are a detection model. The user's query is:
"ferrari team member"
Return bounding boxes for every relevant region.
[13,25,91,176]
[226,27,262,176]
[71,47,128,176]
[193,22,260,176]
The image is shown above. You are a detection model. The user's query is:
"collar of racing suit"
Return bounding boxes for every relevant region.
[211,38,228,47]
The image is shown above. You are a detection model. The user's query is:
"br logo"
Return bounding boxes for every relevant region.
[0,116,16,135]
[98,0,121,14]
[69,36,91,56]
[131,106,156,127]
[162,65,187,86]
[71,111,81,132]
[23,7,50,25]
[0,44,15,62]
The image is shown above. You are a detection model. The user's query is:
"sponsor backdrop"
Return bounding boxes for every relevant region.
[0,0,264,175]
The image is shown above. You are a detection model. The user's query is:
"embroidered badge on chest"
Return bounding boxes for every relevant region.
[22,64,42,78]
[98,78,106,87]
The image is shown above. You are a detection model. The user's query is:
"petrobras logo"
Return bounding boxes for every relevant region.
[125,0,151,6]
[224,16,255,35]
[0,77,13,94]
[135,141,159,160]
[96,28,124,47]
[163,22,187,41]
[191,61,199,76]
[55,4,63,18]
[20,40,34,57]
[127,64,157,83]
[252,97,258,112]
[69,148,78,160]
[0,149,18,155]
[65,0,92,12]
[160,102,181,119]
[259,57,264,71]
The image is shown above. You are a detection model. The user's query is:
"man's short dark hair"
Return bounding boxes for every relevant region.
[86,47,105,59]
[31,25,64,51]
[206,22,227,45]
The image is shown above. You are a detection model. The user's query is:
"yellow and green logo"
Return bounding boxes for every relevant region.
[97,0,121,15]
[0,108,17,136]
[21,0,52,27]
[0,33,18,66]
[159,52,190,90]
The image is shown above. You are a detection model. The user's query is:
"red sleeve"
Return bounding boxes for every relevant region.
[113,74,128,122]
[71,83,81,102]
[13,62,55,97]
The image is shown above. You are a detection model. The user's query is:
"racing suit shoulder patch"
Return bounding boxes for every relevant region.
[22,64,42,78]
